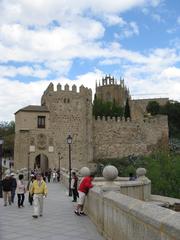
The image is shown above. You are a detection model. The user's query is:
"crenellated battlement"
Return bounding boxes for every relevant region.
[43,82,92,96]
[95,116,130,123]
[94,115,168,125]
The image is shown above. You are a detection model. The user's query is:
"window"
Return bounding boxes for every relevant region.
[37,116,46,128]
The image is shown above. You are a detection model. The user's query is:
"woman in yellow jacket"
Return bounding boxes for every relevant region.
[30,173,48,218]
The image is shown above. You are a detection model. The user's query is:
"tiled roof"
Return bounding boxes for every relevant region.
[15,105,49,114]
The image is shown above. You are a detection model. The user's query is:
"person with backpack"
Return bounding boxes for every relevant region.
[2,174,12,206]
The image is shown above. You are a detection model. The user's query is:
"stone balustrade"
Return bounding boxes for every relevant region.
[85,187,180,240]
[61,166,180,240]
[60,166,151,201]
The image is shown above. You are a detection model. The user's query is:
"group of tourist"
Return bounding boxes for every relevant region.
[2,169,95,218]
[30,168,60,183]
[2,172,48,218]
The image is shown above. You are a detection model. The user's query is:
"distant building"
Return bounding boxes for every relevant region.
[14,76,169,172]
[96,75,130,106]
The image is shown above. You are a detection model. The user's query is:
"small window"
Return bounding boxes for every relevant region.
[37,116,46,128]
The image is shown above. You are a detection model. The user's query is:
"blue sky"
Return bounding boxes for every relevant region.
[0,0,180,121]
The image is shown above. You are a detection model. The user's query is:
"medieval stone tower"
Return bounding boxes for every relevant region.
[14,83,93,172]
[14,77,169,172]
[96,75,130,106]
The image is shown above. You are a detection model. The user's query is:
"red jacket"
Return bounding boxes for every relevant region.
[78,176,93,194]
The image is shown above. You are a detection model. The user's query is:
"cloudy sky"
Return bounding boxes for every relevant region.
[0,0,180,121]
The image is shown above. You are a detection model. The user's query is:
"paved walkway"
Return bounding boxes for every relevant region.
[0,183,104,240]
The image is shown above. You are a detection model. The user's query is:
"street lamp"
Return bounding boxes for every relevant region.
[67,135,72,196]
[0,137,4,198]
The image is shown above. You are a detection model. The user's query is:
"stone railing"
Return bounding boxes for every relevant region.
[61,165,180,240]
[61,166,151,201]
[85,187,180,240]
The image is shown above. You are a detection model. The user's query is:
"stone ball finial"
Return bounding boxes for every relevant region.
[136,168,146,177]
[103,165,118,181]
[80,167,90,177]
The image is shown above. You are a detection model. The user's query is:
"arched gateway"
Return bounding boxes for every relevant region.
[34,154,48,174]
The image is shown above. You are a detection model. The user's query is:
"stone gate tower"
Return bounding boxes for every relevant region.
[14,83,93,171]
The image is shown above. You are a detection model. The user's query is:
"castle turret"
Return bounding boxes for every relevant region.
[95,75,130,107]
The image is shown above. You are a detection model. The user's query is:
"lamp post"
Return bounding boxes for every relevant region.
[27,152,30,181]
[67,135,72,196]
[0,137,4,198]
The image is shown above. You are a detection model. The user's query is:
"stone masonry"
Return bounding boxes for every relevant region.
[14,77,169,172]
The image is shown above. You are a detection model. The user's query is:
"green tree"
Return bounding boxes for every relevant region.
[124,98,131,120]
[93,96,124,119]
[95,152,180,198]
[146,101,160,115]
[160,101,180,138]
[0,121,15,157]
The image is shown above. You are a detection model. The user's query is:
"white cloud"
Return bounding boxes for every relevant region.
[114,21,139,39]
[0,65,50,78]
[151,14,163,23]
[0,0,179,122]
[161,67,180,78]
[0,70,103,121]
[177,16,180,25]
[103,14,126,26]
[0,0,158,27]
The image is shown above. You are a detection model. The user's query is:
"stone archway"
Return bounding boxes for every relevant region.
[34,154,48,174]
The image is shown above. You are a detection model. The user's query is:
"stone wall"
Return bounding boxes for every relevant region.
[93,115,169,160]
[130,98,168,120]
[41,83,93,169]
[15,83,93,170]
[14,81,169,171]
[86,188,180,240]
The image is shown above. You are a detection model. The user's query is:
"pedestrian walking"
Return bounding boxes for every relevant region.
[27,174,35,205]
[74,172,95,216]
[52,171,57,182]
[30,173,48,218]
[2,174,12,206]
[47,169,51,183]
[57,169,60,182]
[10,172,17,204]
[16,174,26,208]
[71,172,78,202]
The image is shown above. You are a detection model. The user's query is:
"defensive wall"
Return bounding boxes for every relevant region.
[130,98,169,120]
[93,115,169,160]
[14,82,169,171]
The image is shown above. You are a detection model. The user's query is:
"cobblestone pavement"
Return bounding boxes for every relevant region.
[0,183,104,240]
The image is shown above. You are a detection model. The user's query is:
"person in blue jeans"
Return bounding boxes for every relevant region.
[16,174,26,208]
